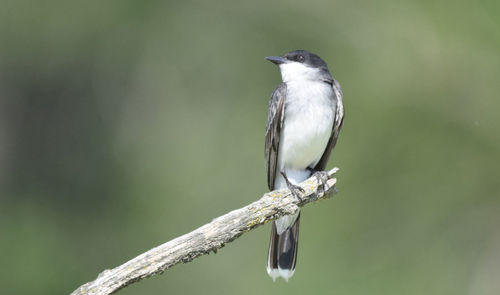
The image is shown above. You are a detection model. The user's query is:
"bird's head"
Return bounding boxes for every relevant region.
[266,50,332,83]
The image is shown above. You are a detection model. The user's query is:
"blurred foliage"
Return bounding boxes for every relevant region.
[1,0,499,294]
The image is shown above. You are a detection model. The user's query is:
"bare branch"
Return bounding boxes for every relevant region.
[71,168,339,295]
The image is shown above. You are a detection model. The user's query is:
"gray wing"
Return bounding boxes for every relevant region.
[313,79,345,171]
[265,82,287,190]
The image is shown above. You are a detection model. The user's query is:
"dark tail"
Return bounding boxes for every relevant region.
[266,214,300,282]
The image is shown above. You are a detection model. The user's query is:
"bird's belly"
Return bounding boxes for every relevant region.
[279,108,333,170]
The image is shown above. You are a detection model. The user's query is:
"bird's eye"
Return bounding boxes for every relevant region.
[297,55,305,62]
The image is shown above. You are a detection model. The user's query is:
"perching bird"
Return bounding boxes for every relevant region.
[264,50,344,282]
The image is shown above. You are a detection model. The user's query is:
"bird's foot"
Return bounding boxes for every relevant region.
[310,170,330,197]
[280,170,305,202]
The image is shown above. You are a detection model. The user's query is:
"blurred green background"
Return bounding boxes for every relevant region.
[1,0,499,294]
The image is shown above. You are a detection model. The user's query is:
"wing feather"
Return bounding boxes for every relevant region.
[313,79,344,171]
[265,83,287,190]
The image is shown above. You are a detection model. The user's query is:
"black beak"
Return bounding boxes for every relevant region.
[265,56,287,65]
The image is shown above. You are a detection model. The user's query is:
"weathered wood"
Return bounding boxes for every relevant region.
[71,168,339,295]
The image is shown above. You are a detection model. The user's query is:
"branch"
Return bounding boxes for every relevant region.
[72,168,339,295]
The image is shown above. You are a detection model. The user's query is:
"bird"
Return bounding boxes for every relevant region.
[264,50,344,282]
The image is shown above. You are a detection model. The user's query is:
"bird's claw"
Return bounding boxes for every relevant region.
[280,170,305,202]
[312,170,330,197]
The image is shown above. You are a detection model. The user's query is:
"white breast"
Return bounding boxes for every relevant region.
[274,80,335,188]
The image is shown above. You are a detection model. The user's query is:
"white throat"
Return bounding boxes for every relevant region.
[279,62,324,83]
